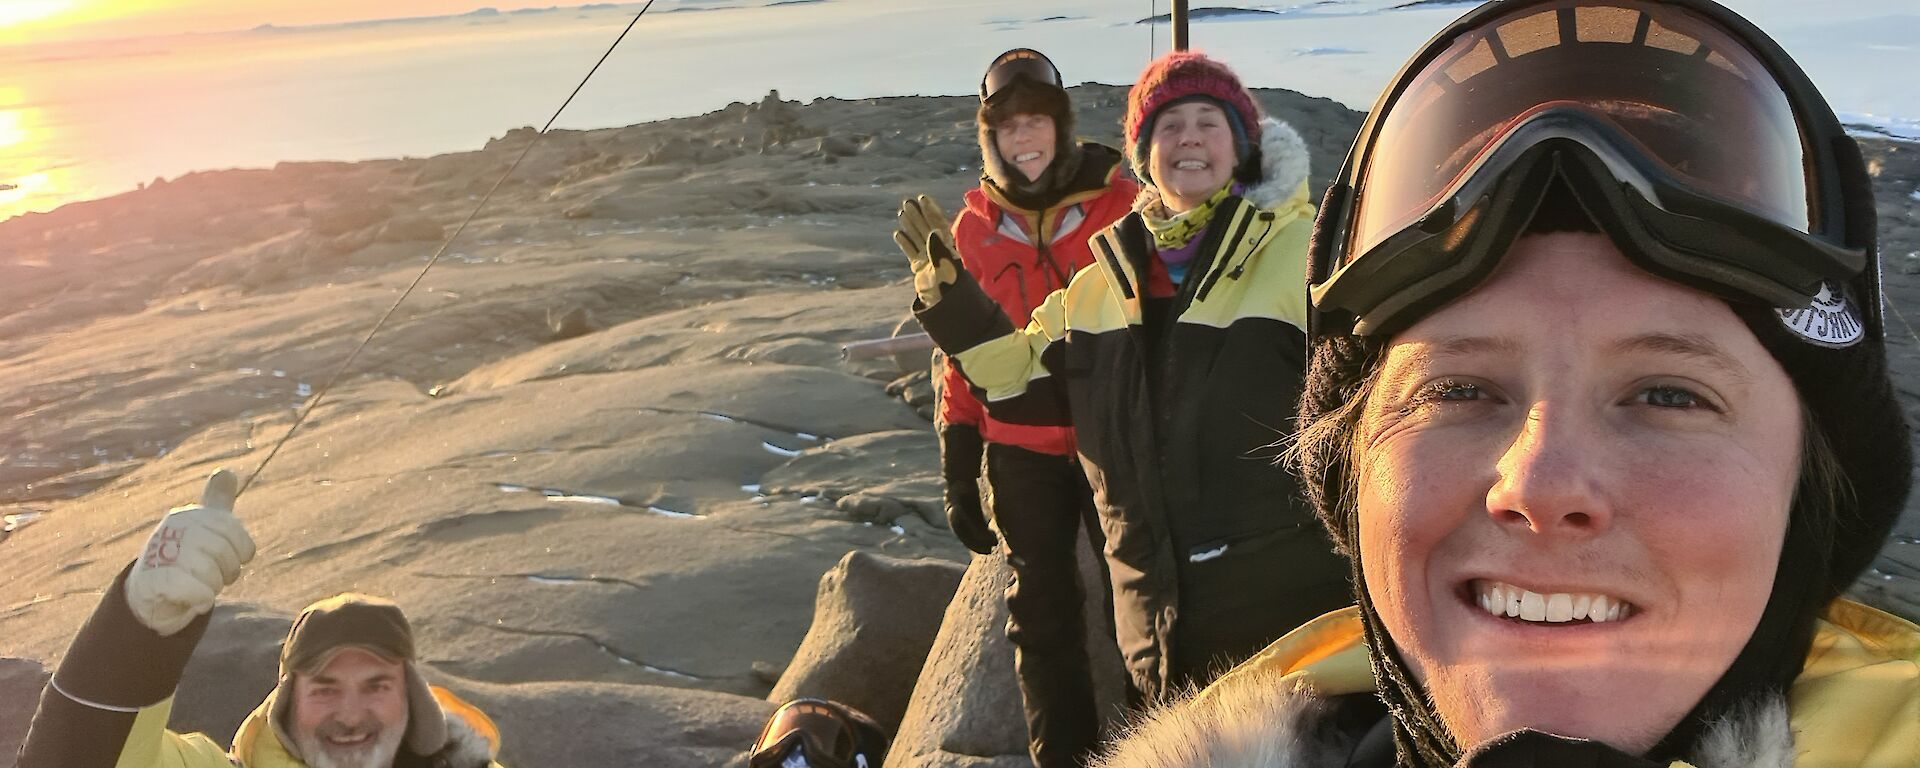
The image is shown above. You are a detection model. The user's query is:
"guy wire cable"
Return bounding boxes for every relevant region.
[237,0,658,497]
[1884,292,1920,351]
[1149,0,1156,60]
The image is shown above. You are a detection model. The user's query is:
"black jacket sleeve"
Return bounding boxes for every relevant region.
[916,269,1075,428]
[15,563,213,768]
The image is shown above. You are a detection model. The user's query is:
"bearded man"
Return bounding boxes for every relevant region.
[15,470,505,768]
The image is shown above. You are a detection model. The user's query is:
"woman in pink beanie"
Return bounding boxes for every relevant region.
[905,50,1347,701]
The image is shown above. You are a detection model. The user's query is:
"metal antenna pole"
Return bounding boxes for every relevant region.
[1172,0,1189,51]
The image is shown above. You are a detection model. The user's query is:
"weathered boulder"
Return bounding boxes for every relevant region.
[547,306,596,341]
[887,555,1026,766]
[887,368,938,409]
[454,677,774,768]
[169,604,293,742]
[887,527,1129,767]
[768,551,966,732]
[0,656,51,767]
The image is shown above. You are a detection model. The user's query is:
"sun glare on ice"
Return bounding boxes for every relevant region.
[0,1,73,29]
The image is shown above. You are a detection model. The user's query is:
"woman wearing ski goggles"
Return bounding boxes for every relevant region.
[1094,1,1917,766]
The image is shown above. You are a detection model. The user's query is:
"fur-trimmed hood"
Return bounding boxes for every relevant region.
[232,679,503,767]
[1133,116,1311,214]
[1094,602,1918,768]
[1094,678,1792,768]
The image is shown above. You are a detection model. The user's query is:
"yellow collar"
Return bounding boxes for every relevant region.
[1209,599,1919,767]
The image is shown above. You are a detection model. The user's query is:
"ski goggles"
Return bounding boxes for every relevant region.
[1308,0,1878,339]
[980,48,1063,103]
[747,699,881,768]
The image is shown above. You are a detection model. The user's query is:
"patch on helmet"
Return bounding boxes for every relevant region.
[1777,282,1864,347]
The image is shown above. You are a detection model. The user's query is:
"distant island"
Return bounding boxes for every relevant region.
[1135,7,1280,24]
[246,2,642,35]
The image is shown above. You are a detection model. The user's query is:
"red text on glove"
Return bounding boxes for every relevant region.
[144,526,185,567]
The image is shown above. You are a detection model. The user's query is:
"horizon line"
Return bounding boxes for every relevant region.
[0,1,651,53]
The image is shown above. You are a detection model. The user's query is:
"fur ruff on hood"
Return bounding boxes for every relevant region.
[1092,670,1794,768]
[1133,116,1310,214]
[236,675,501,767]
[435,708,499,768]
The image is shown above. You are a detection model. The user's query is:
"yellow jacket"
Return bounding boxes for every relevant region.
[15,569,505,768]
[105,684,503,768]
[1095,599,1918,766]
[918,117,1350,697]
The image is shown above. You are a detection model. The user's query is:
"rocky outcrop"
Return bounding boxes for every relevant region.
[768,551,966,732]
[888,527,1130,767]
[455,676,774,767]
[0,657,50,767]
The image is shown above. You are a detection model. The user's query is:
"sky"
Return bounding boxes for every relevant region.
[2,0,1913,220]
[0,0,594,46]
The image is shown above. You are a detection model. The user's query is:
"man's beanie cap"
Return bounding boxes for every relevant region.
[273,593,450,759]
[282,592,415,675]
[1124,50,1263,184]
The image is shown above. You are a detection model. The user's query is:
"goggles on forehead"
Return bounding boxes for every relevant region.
[980,48,1063,103]
[1307,0,1880,341]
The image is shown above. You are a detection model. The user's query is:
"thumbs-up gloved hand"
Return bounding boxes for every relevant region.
[892,195,959,307]
[125,469,255,636]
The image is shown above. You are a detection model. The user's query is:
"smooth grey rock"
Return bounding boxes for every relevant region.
[0,657,51,767]
[768,551,965,732]
[888,524,1129,767]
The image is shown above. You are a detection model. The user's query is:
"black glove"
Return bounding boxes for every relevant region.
[1462,730,1666,768]
[939,423,995,555]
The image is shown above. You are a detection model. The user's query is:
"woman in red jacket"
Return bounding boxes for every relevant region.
[895,48,1138,768]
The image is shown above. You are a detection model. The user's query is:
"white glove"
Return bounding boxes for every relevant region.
[124,470,255,636]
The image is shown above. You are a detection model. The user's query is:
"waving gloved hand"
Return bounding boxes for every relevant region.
[892,194,960,307]
[124,469,256,636]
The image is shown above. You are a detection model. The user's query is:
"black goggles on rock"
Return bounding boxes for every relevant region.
[980,48,1063,103]
[1308,0,1880,340]
[748,699,883,768]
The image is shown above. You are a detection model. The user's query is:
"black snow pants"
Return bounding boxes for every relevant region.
[982,442,1116,768]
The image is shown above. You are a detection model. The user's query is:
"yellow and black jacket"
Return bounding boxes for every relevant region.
[918,118,1351,696]
[16,567,504,768]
